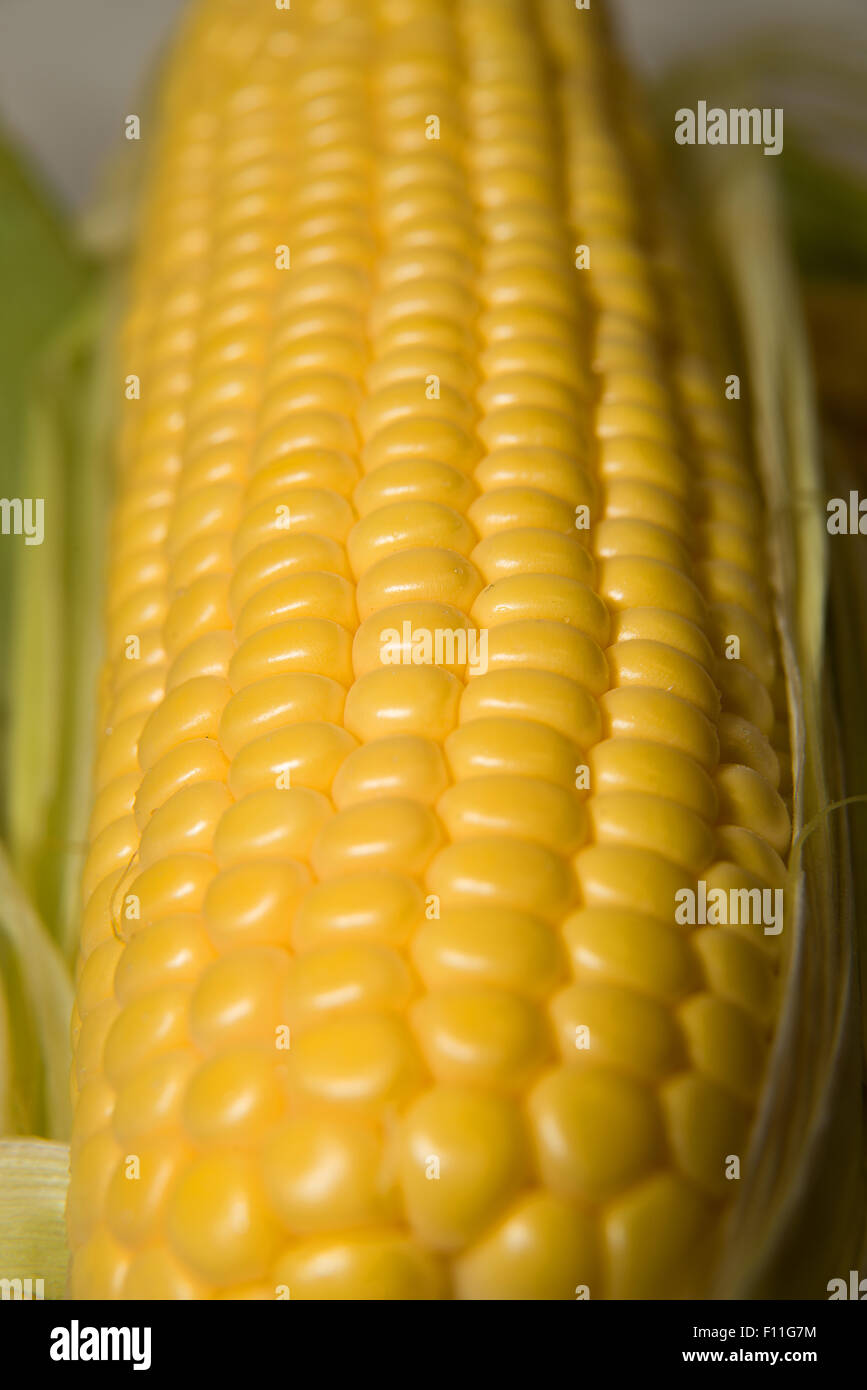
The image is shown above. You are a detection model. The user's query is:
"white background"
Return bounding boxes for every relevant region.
[0,0,863,207]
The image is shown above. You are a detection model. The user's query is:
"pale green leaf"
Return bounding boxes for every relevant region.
[6,287,118,956]
[0,135,89,848]
[0,844,72,1139]
[0,1139,69,1299]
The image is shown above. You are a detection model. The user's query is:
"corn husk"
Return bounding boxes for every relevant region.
[0,844,72,1139]
[0,1139,69,1299]
[705,160,864,1298]
[649,31,867,1292]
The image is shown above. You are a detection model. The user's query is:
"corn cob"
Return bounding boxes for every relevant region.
[68,0,794,1300]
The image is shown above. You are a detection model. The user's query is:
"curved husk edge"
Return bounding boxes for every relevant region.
[698,158,864,1299]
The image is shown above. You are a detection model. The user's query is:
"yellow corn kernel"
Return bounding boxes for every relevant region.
[549,979,686,1081]
[138,782,233,866]
[454,1192,599,1301]
[663,1075,752,1199]
[261,1116,400,1233]
[344,666,462,741]
[282,943,413,1036]
[607,639,720,722]
[436,775,587,853]
[529,1067,664,1203]
[227,618,355,691]
[410,988,550,1090]
[352,601,471,678]
[444,716,581,789]
[112,1050,200,1145]
[211,787,332,865]
[398,1087,530,1251]
[472,573,611,647]
[226,721,355,799]
[272,1232,446,1300]
[588,792,714,876]
[604,1173,717,1300]
[165,1152,282,1287]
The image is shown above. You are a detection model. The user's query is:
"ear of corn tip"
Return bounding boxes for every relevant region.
[64,0,814,1300]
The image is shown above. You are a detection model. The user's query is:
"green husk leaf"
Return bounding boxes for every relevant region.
[6,372,66,914]
[53,284,121,956]
[2,87,139,953]
[5,295,115,955]
[0,970,11,1138]
[0,135,89,849]
[0,843,72,1139]
[691,152,863,1301]
[656,32,867,279]
[783,144,867,281]
[0,1139,69,1298]
[649,24,867,1296]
